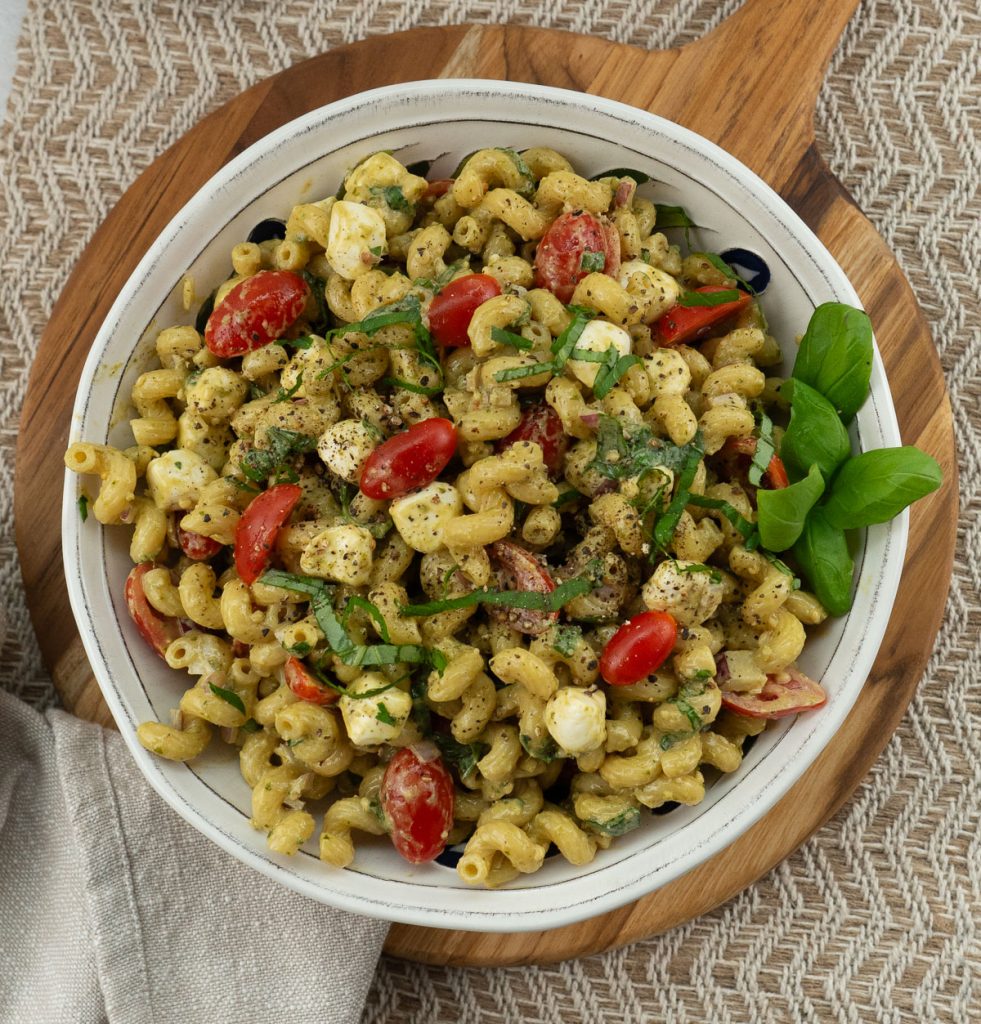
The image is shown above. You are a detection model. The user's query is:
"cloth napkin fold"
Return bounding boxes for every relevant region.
[0,688,389,1024]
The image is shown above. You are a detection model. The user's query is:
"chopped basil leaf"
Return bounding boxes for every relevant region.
[589,167,652,184]
[430,649,448,675]
[553,488,584,508]
[240,718,261,734]
[209,683,246,715]
[400,573,595,617]
[653,204,698,248]
[674,561,722,584]
[375,702,397,726]
[77,495,89,522]
[434,734,489,778]
[685,494,757,540]
[590,416,700,481]
[370,184,412,213]
[592,351,642,399]
[239,427,317,484]
[749,409,776,487]
[585,806,641,836]
[580,249,606,272]
[693,251,757,295]
[279,335,314,351]
[272,373,304,403]
[552,625,582,657]
[550,306,594,369]
[692,669,712,681]
[674,697,703,731]
[494,361,552,383]
[490,326,533,350]
[676,288,742,308]
[652,437,706,549]
[285,641,312,657]
[760,550,801,590]
[382,376,443,396]
[519,732,559,762]
[300,270,330,333]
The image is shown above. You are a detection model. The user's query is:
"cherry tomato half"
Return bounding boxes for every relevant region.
[533,211,621,303]
[178,523,223,561]
[721,666,827,719]
[124,563,185,658]
[234,483,303,585]
[284,656,338,705]
[205,270,309,358]
[488,539,557,636]
[654,285,751,346]
[599,610,678,686]
[359,417,458,500]
[496,403,568,479]
[427,274,501,348]
[380,744,455,863]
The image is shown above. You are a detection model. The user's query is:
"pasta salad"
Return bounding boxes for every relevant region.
[65,147,940,887]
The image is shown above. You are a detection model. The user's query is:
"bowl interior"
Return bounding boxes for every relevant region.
[62,80,906,931]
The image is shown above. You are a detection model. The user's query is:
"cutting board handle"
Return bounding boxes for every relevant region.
[635,0,861,179]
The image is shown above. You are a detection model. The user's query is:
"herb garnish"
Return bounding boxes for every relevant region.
[78,494,89,522]
[209,682,246,715]
[370,184,412,213]
[239,427,317,484]
[552,625,583,657]
[375,702,397,726]
[748,409,776,487]
[580,250,606,272]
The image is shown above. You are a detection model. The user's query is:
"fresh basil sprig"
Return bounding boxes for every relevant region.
[756,463,825,551]
[822,448,942,529]
[779,379,851,482]
[791,302,873,422]
[791,508,854,616]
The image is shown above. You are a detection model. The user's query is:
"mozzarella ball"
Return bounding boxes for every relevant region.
[567,320,632,388]
[325,200,387,280]
[145,449,218,511]
[389,481,463,553]
[299,524,375,585]
[340,673,413,747]
[642,559,725,627]
[317,419,378,484]
[545,686,607,754]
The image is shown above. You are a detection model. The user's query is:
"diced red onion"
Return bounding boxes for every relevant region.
[411,740,441,764]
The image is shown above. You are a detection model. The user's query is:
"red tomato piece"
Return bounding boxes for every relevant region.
[424,178,454,199]
[124,563,185,658]
[533,211,621,303]
[284,656,338,705]
[234,483,302,585]
[380,744,455,863]
[654,286,751,346]
[178,524,223,561]
[721,666,827,719]
[427,274,501,348]
[205,270,309,358]
[599,610,678,686]
[359,417,457,500]
[488,539,557,635]
[765,453,790,489]
[496,403,568,479]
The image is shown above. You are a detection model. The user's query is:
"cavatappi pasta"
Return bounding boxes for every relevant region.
[67,147,834,886]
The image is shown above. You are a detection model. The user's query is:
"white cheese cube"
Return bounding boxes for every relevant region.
[340,673,413,747]
[642,559,725,627]
[618,260,682,323]
[299,524,374,585]
[145,449,218,511]
[316,419,378,484]
[545,686,607,754]
[566,320,632,388]
[389,482,462,553]
[325,200,387,280]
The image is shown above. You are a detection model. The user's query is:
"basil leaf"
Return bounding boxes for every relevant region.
[653,204,696,230]
[590,415,700,481]
[279,335,314,350]
[240,718,261,734]
[434,734,488,778]
[519,732,559,762]
[490,326,533,350]
[749,410,776,487]
[194,288,217,334]
[756,463,825,550]
[552,625,582,657]
[209,683,246,716]
[405,158,434,176]
[685,495,756,540]
[822,447,942,529]
[375,702,397,726]
[77,495,89,522]
[593,353,642,400]
[370,184,412,213]
[653,437,705,548]
[676,288,742,308]
[590,167,651,184]
[300,271,329,334]
[580,249,606,272]
[792,302,873,422]
[550,307,594,369]
[553,488,583,508]
[791,506,854,615]
[382,376,443,396]
[585,806,641,837]
[494,361,552,383]
[400,575,593,617]
[779,378,852,482]
[272,373,304,403]
[674,561,722,584]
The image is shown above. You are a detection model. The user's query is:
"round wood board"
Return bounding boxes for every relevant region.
[15,0,958,967]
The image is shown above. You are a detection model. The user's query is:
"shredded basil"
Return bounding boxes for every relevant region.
[239,427,317,484]
[77,494,89,522]
[370,184,412,213]
[494,361,551,383]
[652,437,706,549]
[685,493,757,540]
[590,416,700,481]
[676,288,742,308]
[653,204,698,248]
[693,251,757,295]
[272,373,304,404]
[209,683,246,715]
[749,410,776,487]
[674,561,722,584]
[490,326,533,350]
[375,702,397,726]
[240,718,261,734]
[278,335,314,350]
[285,641,312,657]
[434,734,488,778]
[400,574,594,617]
[585,806,641,837]
[580,249,606,272]
[553,488,584,508]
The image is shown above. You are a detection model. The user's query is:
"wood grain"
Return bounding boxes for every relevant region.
[15,0,958,966]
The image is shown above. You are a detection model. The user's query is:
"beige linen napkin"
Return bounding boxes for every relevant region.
[0,689,388,1024]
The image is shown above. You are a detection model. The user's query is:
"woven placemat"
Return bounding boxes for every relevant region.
[1,2,977,1020]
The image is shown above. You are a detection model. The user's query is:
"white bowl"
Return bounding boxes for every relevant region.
[62,80,907,932]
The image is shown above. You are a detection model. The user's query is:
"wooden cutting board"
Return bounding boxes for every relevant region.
[15,0,958,966]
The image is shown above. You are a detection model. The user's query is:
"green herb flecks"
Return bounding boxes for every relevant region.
[749,409,776,487]
[209,683,246,716]
[676,288,742,308]
[370,184,412,213]
[580,249,606,272]
[490,326,533,350]
[375,702,397,726]
[552,625,583,657]
[78,494,89,522]
[239,427,317,485]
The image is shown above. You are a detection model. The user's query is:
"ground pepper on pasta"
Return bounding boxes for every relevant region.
[66,147,847,886]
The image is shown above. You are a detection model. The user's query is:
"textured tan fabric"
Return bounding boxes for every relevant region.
[0,1,977,1021]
